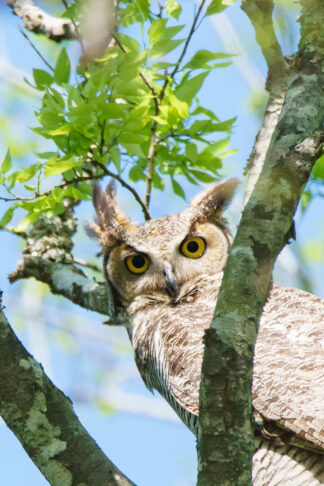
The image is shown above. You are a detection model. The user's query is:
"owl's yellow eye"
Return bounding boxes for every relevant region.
[125,254,150,274]
[180,237,206,259]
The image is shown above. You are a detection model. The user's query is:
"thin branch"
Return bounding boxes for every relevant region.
[113,34,159,99]
[143,0,207,206]
[19,28,54,71]
[0,173,101,203]
[7,0,77,41]
[160,0,208,101]
[113,33,160,209]
[171,0,207,80]
[91,159,151,220]
[73,257,102,273]
[145,123,158,208]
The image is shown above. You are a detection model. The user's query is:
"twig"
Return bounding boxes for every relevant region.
[171,0,207,79]
[143,0,207,207]
[113,34,159,99]
[73,257,102,273]
[0,174,101,203]
[90,159,151,220]
[145,123,158,208]
[19,28,54,72]
[160,0,208,101]
[113,33,160,210]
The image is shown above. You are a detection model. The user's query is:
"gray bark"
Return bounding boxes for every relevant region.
[7,0,76,41]
[197,0,324,484]
[0,292,136,486]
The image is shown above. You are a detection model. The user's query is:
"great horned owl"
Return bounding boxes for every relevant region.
[91,179,324,485]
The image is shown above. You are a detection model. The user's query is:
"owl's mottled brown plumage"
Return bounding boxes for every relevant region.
[92,179,324,485]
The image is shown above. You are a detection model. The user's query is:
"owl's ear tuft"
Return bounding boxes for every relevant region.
[190,178,239,219]
[87,181,134,249]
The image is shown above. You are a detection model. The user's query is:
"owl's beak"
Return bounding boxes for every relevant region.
[164,265,179,301]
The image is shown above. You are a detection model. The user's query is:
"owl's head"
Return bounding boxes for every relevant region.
[90,179,238,306]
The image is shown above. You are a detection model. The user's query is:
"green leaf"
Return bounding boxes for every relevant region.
[44,156,82,177]
[171,177,185,199]
[149,39,184,60]
[33,69,53,89]
[110,146,121,172]
[134,0,150,21]
[165,0,182,18]
[0,206,15,228]
[16,164,39,183]
[117,33,141,53]
[312,154,324,179]
[129,165,145,182]
[122,142,145,158]
[194,154,222,173]
[213,118,236,132]
[64,186,91,201]
[48,125,71,136]
[77,182,92,196]
[101,103,132,118]
[170,95,189,119]
[1,149,12,173]
[190,170,216,182]
[15,212,40,232]
[149,19,184,45]
[184,49,232,69]
[193,106,220,121]
[185,143,198,162]
[206,0,227,16]
[7,171,20,188]
[148,19,168,44]
[46,202,66,217]
[35,151,57,160]
[202,137,230,155]
[52,187,64,201]
[175,71,209,104]
[54,48,71,84]
[153,171,165,190]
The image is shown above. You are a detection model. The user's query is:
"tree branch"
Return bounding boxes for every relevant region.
[91,159,151,220]
[197,0,324,483]
[8,202,126,324]
[9,256,118,316]
[241,0,289,206]
[0,292,135,486]
[6,0,77,41]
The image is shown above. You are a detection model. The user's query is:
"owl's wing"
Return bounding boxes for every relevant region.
[253,286,324,452]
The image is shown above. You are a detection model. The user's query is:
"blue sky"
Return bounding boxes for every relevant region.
[0,2,323,486]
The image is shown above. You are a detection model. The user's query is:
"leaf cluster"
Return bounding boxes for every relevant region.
[1,0,237,230]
